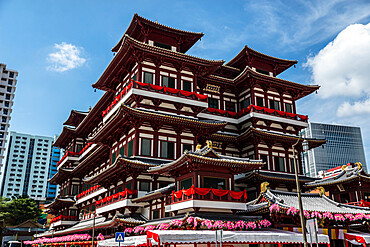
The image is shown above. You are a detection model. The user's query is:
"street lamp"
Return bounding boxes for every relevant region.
[292,136,309,247]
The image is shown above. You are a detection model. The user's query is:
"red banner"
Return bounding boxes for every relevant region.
[172,185,247,200]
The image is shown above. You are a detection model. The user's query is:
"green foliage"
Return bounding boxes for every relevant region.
[0,195,42,226]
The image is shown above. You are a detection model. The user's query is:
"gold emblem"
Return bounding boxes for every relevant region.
[261,182,269,193]
[356,162,363,169]
[317,186,325,196]
[206,140,212,149]
[205,84,220,93]
[195,144,202,151]
[341,165,347,170]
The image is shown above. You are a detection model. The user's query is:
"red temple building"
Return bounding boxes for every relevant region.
[29,14,370,247]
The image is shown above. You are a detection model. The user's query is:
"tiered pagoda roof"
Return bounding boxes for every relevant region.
[63,110,89,127]
[305,163,370,188]
[112,13,204,53]
[45,197,75,214]
[244,189,370,215]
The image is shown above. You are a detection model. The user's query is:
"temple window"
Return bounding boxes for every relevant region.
[72,184,79,195]
[240,98,250,110]
[119,146,125,157]
[225,102,236,112]
[274,157,285,172]
[180,177,193,190]
[203,177,226,189]
[126,182,132,190]
[285,103,292,113]
[140,181,150,192]
[160,141,174,159]
[162,76,175,88]
[183,144,192,152]
[127,140,134,157]
[183,80,191,91]
[256,68,269,76]
[154,41,171,50]
[269,99,280,110]
[152,209,160,219]
[132,73,137,81]
[260,154,268,170]
[208,98,218,109]
[340,193,350,203]
[256,97,264,107]
[111,152,117,164]
[141,138,151,156]
[144,72,153,84]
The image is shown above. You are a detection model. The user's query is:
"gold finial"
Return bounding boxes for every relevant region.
[341,165,347,171]
[195,144,202,151]
[317,186,325,196]
[89,106,92,112]
[261,182,269,193]
[206,140,212,149]
[356,162,363,169]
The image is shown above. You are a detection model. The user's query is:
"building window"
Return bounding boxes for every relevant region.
[127,140,134,157]
[144,72,153,84]
[8,80,13,85]
[180,177,193,190]
[141,138,151,156]
[5,94,10,100]
[225,102,236,112]
[140,181,150,191]
[162,76,175,88]
[256,97,264,107]
[240,98,250,110]
[152,209,160,219]
[160,141,174,159]
[154,42,171,50]
[72,185,79,195]
[4,101,9,107]
[285,103,292,113]
[269,100,280,110]
[260,155,268,170]
[203,177,226,189]
[9,72,14,78]
[119,146,125,157]
[274,157,285,172]
[208,98,218,109]
[2,116,7,123]
[132,73,137,81]
[6,87,11,93]
[111,152,117,164]
[183,144,192,152]
[183,80,191,91]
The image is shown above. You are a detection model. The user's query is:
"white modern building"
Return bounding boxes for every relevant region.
[301,122,367,177]
[0,63,17,168]
[0,132,54,199]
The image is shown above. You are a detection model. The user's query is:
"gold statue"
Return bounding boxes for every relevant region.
[341,164,347,170]
[206,140,212,149]
[356,162,363,169]
[317,186,325,196]
[261,182,269,193]
[195,144,202,151]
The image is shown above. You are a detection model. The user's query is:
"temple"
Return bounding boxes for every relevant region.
[28,14,370,247]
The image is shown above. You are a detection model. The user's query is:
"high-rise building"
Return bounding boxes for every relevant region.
[0,63,18,168]
[301,122,367,177]
[46,143,62,199]
[0,131,54,199]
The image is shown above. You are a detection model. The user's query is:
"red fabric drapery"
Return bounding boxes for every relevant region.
[172,185,247,201]
[95,188,137,206]
[344,233,366,244]
[360,199,370,207]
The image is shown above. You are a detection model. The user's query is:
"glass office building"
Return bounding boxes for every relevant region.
[301,122,367,177]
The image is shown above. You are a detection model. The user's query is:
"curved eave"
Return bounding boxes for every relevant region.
[63,110,88,127]
[237,170,315,184]
[149,152,263,175]
[112,13,204,53]
[121,104,227,131]
[45,197,75,211]
[83,156,155,184]
[49,168,72,185]
[226,46,297,75]
[95,35,224,91]
[71,145,109,176]
[304,174,366,188]
[54,127,76,149]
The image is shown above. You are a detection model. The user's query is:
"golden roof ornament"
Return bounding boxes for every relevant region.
[89,106,92,112]
[206,140,212,149]
[195,144,202,151]
[356,162,363,169]
[317,186,325,196]
[341,164,347,170]
[261,181,269,193]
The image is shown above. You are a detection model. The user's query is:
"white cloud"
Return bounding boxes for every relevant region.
[304,23,370,117]
[47,42,86,72]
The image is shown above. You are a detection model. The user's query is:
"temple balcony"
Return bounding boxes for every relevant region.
[165,187,248,214]
[75,185,107,205]
[198,105,308,127]
[57,151,79,168]
[49,215,79,229]
[102,80,208,120]
[95,189,138,215]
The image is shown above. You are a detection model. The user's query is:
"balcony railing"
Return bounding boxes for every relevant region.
[206,104,308,122]
[102,79,208,117]
[167,186,248,205]
[50,215,78,224]
[57,151,79,167]
[76,185,101,199]
[95,189,137,209]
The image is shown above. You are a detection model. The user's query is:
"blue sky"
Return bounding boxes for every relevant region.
[1,0,370,166]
